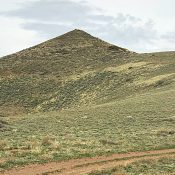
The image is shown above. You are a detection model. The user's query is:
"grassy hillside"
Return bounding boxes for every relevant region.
[0,83,175,170]
[0,29,132,115]
[89,156,175,175]
[0,29,175,116]
[0,29,175,172]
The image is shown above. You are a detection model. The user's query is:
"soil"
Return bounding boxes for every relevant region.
[1,148,175,175]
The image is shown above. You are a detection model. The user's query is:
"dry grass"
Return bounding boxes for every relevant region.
[104,62,148,72]
[156,129,175,136]
[0,140,8,151]
[41,136,60,150]
[42,136,55,146]
[137,73,175,86]
[25,139,39,150]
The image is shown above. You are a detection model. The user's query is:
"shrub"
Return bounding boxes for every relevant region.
[157,129,175,136]
[41,136,60,150]
[42,136,55,146]
[50,141,60,150]
[25,139,39,150]
[0,140,8,151]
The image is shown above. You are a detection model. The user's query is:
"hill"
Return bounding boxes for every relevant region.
[0,29,175,173]
[1,29,174,116]
[0,29,133,115]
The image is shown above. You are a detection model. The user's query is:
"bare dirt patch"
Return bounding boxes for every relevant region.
[1,148,175,175]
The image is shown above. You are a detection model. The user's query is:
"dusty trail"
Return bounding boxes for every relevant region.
[1,149,175,175]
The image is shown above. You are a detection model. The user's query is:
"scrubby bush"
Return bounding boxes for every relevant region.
[0,140,8,150]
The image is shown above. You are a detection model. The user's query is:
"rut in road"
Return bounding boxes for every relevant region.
[1,148,175,175]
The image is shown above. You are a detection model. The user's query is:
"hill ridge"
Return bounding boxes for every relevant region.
[0,30,175,116]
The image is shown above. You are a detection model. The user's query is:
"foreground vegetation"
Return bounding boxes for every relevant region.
[0,83,175,171]
[89,156,175,175]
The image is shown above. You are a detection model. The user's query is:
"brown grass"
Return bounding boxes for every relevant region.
[0,140,8,151]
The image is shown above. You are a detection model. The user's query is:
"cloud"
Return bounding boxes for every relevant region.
[1,0,174,53]
[0,16,40,57]
[90,18,158,51]
[2,0,91,22]
[161,32,175,43]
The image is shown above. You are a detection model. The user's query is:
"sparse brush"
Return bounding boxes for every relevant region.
[162,116,175,122]
[30,146,42,154]
[50,141,60,150]
[156,129,175,136]
[0,140,8,151]
[40,153,53,161]
[42,136,55,146]
[41,136,60,150]
[25,139,39,150]
[41,136,52,146]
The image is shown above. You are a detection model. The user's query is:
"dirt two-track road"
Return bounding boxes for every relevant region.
[1,149,175,175]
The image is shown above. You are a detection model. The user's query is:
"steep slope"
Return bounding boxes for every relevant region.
[0,29,175,116]
[0,29,130,77]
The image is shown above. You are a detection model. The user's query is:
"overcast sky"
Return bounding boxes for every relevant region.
[0,0,175,57]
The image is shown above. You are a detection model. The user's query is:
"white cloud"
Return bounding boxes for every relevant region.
[0,0,175,56]
[0,16,41,57]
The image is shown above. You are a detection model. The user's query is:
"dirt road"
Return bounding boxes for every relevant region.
[1,149,175,175]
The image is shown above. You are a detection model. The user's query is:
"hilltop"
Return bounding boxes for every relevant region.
[0,29,130,77]
[0,29,175,116]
